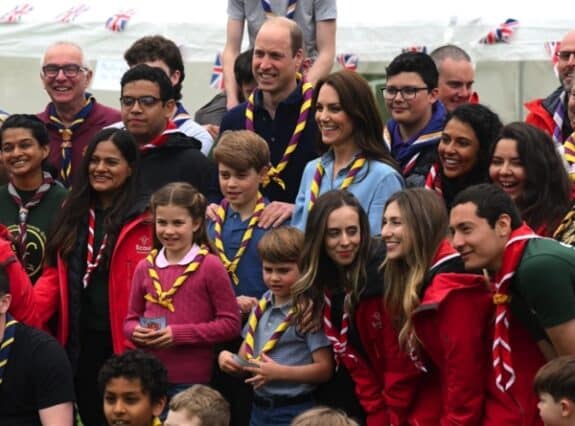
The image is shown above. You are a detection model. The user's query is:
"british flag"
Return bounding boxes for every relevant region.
[479,18,519,44]
[105,10,134,32]
[401,46,427,54]
[210,52,225,90]
[0,3,33,24]
[545,41,561,77]
[56,4,89,24]
[336,53,359,71]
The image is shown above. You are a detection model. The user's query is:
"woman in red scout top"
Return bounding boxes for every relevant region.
[6,128,152,426]
[380,188,493,425]
[291,190,388,425]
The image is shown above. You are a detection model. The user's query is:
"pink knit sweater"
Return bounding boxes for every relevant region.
[124,252,241,384]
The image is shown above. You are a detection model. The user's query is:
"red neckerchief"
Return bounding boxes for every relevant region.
[82,206,108,288]
[139,120,178,152]
[490,223,539,392]
[322,291,355,368]
[424,162,443,196]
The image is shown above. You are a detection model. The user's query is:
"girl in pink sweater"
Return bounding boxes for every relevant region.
[124,182,241,398]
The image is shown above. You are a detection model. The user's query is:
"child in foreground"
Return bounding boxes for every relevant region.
[99,350,167,426]
[218,227,333,426]
[291,406,360,426]
[165,384,230,426]
[534,356,575,426]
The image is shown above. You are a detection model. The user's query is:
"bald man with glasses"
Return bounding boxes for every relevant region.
[525,30,575,146]
[37,42,120,188]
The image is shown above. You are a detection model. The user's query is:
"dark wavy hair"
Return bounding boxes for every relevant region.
[46,128,140,265]
[438,104,503,207]
[313,70,398,170]
[489,122,571,235]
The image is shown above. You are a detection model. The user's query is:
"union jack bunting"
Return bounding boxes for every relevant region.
[545,41,561,77]
[0,3,33,24]
[336,53,358,71]
[479,18,519,44]
[402,46,427,54]
[105,10,134,32]
[210,52,225,90]
[56,4,89,23]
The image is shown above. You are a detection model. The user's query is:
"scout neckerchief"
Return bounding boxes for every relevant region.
[424,162,442,196]
[383,125,442,176]
[244,293,294,360]
[7,171,53,262]
[0,314,17,385]
[212,193,265,285]
[245,76,313,190]
[489,224,538,392]
[323,291,355,367]
[48,94,94,188]
[308,153,366,211]
[261,0,297,19]
[172,102,192,128]
[563,131,575,182]
[139,121,179,153]
[552,91,566,147]
[145,245,209,312]
[82,205,108,288]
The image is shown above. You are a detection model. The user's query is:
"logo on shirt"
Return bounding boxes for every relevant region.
[7,224,45,281]
[136,235,152,254]
[370,311,382,330]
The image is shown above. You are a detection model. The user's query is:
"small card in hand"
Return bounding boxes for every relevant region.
[139,316,166,331]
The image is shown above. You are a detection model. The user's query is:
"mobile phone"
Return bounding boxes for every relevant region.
[232,354,257,368]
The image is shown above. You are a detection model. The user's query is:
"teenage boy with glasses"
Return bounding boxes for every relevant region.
[382,51,446,187]
[119,64,219,205]
[37,42,121,188]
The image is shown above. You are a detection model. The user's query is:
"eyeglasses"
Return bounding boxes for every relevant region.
[382,86,429,100]
[556,51,575,61]
[119,96,163,108]
[42,64,88,78]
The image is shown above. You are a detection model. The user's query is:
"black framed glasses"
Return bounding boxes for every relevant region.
[119,96,162,108]
[381,86,429,100]
[41,64,88,78]
[557,51,575,61]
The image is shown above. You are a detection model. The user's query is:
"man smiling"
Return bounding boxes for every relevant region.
[450,183,575,425]
[37,42,120,188]
[120,65,217,205]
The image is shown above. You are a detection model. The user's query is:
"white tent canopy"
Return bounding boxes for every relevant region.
[0,0,572,121]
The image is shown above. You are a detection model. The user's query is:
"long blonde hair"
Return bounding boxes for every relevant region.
[291,190,372,323]
[382,189,448,348]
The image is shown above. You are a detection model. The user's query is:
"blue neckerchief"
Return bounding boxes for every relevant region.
[0,314,17,385]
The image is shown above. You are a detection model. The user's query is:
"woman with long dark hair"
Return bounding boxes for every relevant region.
[489,122,571,236]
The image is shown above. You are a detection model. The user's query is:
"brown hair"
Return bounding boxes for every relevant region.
[169,384,230,426]
[150,182,211,249]
[313,70,398,170]
[257,227,303,264]
[534,356,575,403]
[382,188,449,348]
[291,406,360,426]
[213,130,270,173]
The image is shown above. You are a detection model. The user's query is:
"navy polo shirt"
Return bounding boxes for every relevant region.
[219,83,319,203]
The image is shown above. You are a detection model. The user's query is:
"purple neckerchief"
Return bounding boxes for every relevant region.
[386,101,446,168]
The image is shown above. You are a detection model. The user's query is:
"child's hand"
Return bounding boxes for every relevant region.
[132,325,155,347]
[244,353,283,389]
[218,350,244,375]
[237,296,258,315]
[144,326,174,349]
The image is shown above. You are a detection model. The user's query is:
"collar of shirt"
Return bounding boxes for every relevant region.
[155,243,200,268]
